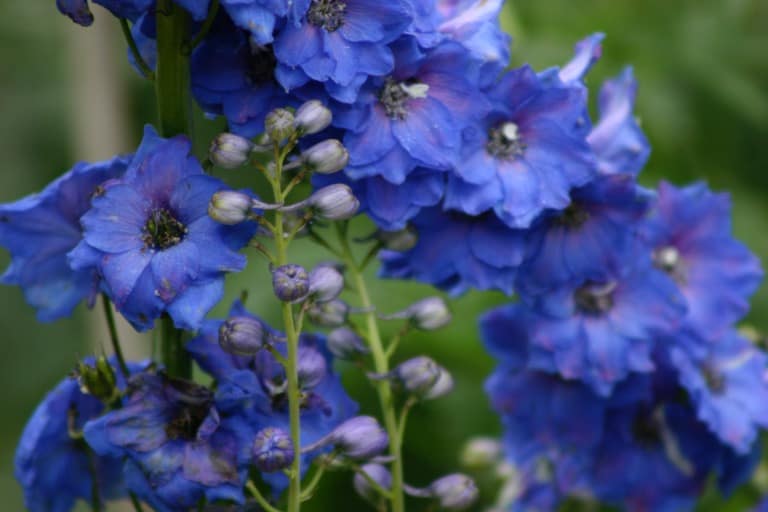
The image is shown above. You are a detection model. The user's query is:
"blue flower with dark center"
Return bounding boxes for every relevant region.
[444,62,596,229]
[273,0,413,102]
[84,371,253,512]
[68,125,256,331]
[15,358,147,512]
[379,207,525,295]
[668,329,768,454]
[516,174,652,297]
[186,301,358,493]
[0,155,128,321]
[191,20,294,137]
[642,181,763,341]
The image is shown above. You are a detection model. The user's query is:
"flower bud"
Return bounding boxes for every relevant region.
[253,427,294,472]
[307,299,349,327]
[377,227,418,251]
[460,437,502,469]
[392,356,441,397]
[329,416,388,460]
[405,297,451,330]
[209,133,254,169]
[428,474,478,510]
[327,327,369,359]
[219,316,267,355]
[76,357,117,402]
[309,184,359,220]
[272,264,310,303]
[208,190,253,225]
[353,464,392,505]
[301,140,349,174]
[424,366,453,400]
[265,108,295,142]
[294,100,332,135]
[308,264,344,303]
[297,346,327,389]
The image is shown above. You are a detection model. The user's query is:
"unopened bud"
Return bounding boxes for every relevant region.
[302,140,349,174]
[460,437,502,469]
[354,464,392,505]
[209,133,254,169]
[208,190,253,225]
[307,299,349,327]
[272,264,310,303]
[76,357,117,402]
[328,416,389,460]
[327,327,369,359]
[308,265,344,303]
[253,427,294,472]
[428,474,478,510]
[309,184,359,220]
[378,227,418,251]
[297,346,327,389]
[405,297,451,330]
[424,366,453,400]
[219,316,267,355]
[265,108,295,142]
[294,100,332,135]
[392,356,441,397]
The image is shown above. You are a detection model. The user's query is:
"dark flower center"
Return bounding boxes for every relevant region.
[246,43,277,87]
[164,378,214,441]
[653,246,686,284]
[632,410,662,448]
[555,203,590,229]
[703,366,726,394]
[142,208,187,250]
[486,122,525,160]
[307,0,347,32]
[379,77,429,120]
[574,281,616,315]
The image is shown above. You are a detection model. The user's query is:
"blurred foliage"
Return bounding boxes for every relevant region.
[0,0,766,510]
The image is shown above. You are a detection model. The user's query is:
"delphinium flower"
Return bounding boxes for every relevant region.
[273,0,414,102]
[15,357,147,512]
[83,370,255,511]
[68,125,256,331]
[642,181,763,341]
[0,155,128,321]
[186,300,358,491]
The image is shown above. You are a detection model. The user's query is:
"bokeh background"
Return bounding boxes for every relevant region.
[1,0,767,510]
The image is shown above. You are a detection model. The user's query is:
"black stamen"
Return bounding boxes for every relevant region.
[486,122,525,159]
[307,0,347,32]
[574,281,616,315]
[142,208,186,250]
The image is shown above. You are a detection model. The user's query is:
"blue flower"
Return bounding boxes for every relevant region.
[15,358,146,512]
[0,155,128,321]
[191,21,293,137]
[56,0,95,25]
[68,125,255,331]
[516,174,652,297]
[587,67,650,176]
[669,330,768,454]
[379,207,526,295]
[444,63,596,229]
[219,0,291,45]
[84,371,253,512]
[273,0,413,101]
[187,301,358,493]
[642,181,763,341]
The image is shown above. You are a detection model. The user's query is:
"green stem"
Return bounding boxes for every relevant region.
[161,315,190,378]
[119,18,155,80]
[336,224,405,512]
[101,294,129,378]
[246,481,283,512]
[129,493,146,512]
[271,157,303,512]
[87,448,103,511]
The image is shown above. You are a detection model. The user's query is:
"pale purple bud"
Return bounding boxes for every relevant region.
[327,327,369,359]
[309,184,359,220]
[392,356,442,397]
[265,108,295,142]
[209,133,254,169]
[219,316,266,355]
[301,140,349,174]
[377,227,418,251]
[253,427,294,472]
[424,366,454,400]
[406,297,451,330]
[308,265,344,302]
[208,190,253,225]
[307,299,349,327]
[297,346,327,389]
[429,474,478,510]
[460,437,502,469]
[272,264,310,302]
[329,416,388,460]
[353,464,392,505]
[294,100,332,135]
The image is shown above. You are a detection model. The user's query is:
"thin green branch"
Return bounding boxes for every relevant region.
[101,294,130,378]
[246,481,283,512]
[119,18,155,80]
[184,0,220,53]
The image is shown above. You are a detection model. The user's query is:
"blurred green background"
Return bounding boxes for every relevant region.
[1,0,767,510]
